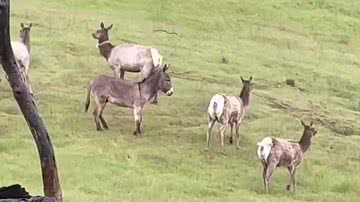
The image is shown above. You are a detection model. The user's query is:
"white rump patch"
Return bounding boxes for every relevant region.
[208,94,225,121]
[150,48,162,68]
[256,137,273,162]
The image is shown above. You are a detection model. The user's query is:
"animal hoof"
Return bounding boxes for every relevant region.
[133,131,138,136]
[204,148,209,152]
[104,127,109,130]
[97,128,103,131]
[236,146,240,150]
[151,101,158,105]
[229,137,233,144]
[286,185,291,191]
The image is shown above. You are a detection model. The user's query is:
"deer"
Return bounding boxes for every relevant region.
[257,120,318,193]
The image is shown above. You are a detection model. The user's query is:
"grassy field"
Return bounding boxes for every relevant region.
[1,0,360,201]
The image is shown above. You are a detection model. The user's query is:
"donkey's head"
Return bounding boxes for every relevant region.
[240,76,254,93]
[92,22,113,42]
[19,23,31,41]
[300,120,317,137]
[157,64,174,96]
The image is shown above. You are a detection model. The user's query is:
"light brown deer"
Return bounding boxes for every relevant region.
[257,120,317,193]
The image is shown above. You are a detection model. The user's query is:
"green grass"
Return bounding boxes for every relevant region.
[1,0,360,201]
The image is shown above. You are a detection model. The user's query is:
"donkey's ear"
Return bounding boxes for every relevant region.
[107,24,113,31]
[249,76,253,81]
[313,130,317,136]
[310,121,313,126]
[163,64,170,72]
[241,76,245,83]
[20,23,24,28]
[100,22,105,29]
[29,23,32,28]
[300,120,306,127]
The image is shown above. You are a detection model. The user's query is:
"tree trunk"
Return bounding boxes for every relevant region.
[0,1,62,202]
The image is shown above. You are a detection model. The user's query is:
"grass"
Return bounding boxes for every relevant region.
[1,0,360,201]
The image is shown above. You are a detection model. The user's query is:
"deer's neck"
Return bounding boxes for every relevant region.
[299,133,312,153]
[240,90,251,108]
[98,39,113,60]
[21,35,31,54]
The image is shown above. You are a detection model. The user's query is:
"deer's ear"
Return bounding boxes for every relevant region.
[163,64,170,72]
[107,24,113,31]
[300,120,306,127]
[20,23,24,28]
[241,76,245,83]
[100,22,105,29]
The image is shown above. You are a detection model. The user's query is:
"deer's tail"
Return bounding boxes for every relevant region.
[150,48,163,68]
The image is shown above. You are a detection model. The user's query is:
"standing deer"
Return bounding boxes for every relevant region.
[1,23,33,95]
[92,22,163,104]
[257,120,318,193]
[85,64,174,135]
[206,76,254,153]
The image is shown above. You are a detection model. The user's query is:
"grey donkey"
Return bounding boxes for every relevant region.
[257,120,317,193]
[92,22,163,104]
[85,64,174,135]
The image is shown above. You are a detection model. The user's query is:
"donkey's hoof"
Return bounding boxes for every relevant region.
[236,146,240,150]
[204,148,209,152]
[286,185,291,191]
[151,101,158,105]
[133,131,139,136]
[229,137,233,144]
[96,128,103,131]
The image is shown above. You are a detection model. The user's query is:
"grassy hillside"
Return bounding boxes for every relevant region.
[1,0,360,201]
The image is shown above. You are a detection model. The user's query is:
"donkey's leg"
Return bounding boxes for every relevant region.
[133,106,142,136]
[205,119,216,151]
[99,102,109,130]
[291,168,297,192]
[235,122,241,150]
[229,123,234,144]
[265,163,277,194]
[93,97,103,131]
[286,167,292,191]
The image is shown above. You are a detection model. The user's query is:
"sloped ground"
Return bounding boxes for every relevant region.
[0,0,359,201]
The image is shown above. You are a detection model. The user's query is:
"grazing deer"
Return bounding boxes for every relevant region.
[257,120,318,193]
[85,64,174,135]
[206,76,253,153]
[92,22,163,104]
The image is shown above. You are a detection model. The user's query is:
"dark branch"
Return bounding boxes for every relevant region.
[0,1,62,201]
[153,29,178,35]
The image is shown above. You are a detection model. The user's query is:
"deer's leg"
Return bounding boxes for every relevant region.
[120,70,125,79]
[291,167,297,192]
[235,122,241,150]
[219,125,226,154]
[205,118,216,151]
[262,162,268,194]
[265,162,277,194]
[99,102,109,130]
[229,123,234,144]
[133,106,143,136]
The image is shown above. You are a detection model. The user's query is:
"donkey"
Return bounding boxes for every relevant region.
[92,22,163,104]
[257,120,317,193]
[206,76,253,153]
[5,23,33,94]
[85,64,174,135]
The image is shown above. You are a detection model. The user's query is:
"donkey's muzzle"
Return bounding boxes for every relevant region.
[166,87,174,96]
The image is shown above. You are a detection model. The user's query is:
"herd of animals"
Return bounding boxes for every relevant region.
[2,22,319,194]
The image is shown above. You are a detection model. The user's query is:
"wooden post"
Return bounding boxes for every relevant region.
[0,1,62,201]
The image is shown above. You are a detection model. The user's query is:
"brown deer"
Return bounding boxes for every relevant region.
[257,120,317,193]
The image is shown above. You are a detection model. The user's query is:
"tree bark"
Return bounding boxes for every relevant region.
[0,1,62,201]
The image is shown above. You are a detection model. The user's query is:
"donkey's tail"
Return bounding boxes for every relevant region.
[150,48,163,68]
[84,83,92,112]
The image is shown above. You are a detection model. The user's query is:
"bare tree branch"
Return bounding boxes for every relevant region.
[0,1,62,201]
